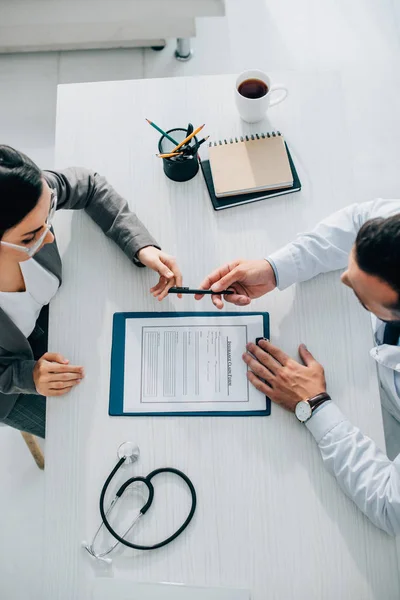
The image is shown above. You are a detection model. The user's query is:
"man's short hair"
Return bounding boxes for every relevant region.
[355,213,400,312]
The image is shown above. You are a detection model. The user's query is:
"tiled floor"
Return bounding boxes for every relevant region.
[1,0,400,598]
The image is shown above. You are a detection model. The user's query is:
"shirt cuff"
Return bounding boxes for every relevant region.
[266,244,299,290]
[266,258,280,288]
[305,401,347,443]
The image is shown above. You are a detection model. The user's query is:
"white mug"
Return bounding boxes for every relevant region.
[234,70,288,123]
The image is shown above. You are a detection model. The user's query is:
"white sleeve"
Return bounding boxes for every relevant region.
[306,402,400,536]
[268,199,400,290]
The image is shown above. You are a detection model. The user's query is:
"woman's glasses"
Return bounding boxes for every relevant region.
[0,189,57,258]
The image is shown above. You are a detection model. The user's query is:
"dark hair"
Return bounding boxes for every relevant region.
[355,214,400,311]
[0,145,43,239]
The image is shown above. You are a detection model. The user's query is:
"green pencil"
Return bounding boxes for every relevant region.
[145,118,179,145]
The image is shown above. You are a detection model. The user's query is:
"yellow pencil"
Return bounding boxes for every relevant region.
[171,124,205,153]
[157,151,184,158]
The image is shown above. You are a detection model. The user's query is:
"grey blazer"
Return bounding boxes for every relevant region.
[0,167,159,418]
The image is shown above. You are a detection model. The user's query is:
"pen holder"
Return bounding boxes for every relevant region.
[158,128,199,182]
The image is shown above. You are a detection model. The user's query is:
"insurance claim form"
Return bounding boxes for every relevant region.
[122,314,267,414]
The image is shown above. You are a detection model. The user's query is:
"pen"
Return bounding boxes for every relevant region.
[168,287,234,295]
[171,124,205,153]
[145,118,179,146]
[185,135,210,155]
[197,135,210,148]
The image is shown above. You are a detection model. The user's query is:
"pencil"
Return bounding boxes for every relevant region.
[171,124,205,153]
[145,119,179,146]
[157,152,184,158]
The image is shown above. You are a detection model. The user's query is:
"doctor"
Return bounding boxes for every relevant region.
[196,199,400,535]
[0,145,182,439]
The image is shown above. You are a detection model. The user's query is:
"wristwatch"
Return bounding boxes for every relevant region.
[295,392,331,423]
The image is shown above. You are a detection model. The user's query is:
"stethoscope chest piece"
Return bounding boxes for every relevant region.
[117,441,140,464]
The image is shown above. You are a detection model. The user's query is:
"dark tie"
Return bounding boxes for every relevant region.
[383,322,400,346]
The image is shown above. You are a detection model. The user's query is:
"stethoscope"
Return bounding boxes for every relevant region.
[82,442,197,564]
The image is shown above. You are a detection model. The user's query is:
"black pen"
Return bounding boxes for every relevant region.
[197,135,210,147]
[169,287,234,296]
[182,135,210,156]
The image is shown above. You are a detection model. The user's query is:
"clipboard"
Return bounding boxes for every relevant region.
[109,311,270,417]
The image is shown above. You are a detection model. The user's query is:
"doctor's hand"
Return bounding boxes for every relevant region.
[195,259,277,309]
[33,352,84,397]
[137,246,183,301]
[243,340,326,412]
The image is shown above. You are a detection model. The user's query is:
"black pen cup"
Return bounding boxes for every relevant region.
[158,128,199,182]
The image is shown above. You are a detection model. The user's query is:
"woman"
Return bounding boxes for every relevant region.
[0,145,182,438]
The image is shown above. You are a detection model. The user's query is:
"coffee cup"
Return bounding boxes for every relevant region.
[234,70,288,123]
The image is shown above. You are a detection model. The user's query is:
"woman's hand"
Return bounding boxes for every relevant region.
[138,246,183,300]
[195,259,277,309]
[33,352,84,397]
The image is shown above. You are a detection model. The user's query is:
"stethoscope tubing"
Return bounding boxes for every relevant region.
[98,458,197,551]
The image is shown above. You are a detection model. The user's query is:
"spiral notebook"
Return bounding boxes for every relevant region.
[200,132,301,211]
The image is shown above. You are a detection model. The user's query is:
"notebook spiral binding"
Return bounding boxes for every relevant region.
[208,131,281,147]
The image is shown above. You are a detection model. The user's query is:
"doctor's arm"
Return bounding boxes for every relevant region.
[306,402,400,536]
[269,199,399,290]
[244,339,400,536]
[197,199,398,307]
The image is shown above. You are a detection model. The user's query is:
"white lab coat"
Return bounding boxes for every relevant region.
[268,199,400,535]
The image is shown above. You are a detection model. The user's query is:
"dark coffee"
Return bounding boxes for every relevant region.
[238,78,268,99]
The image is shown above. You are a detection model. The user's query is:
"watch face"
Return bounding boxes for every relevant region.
[295,401,312,422]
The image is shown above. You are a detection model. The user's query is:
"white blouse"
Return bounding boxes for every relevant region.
[0,258,59,337]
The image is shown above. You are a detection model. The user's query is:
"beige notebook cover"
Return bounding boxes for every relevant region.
[208,135,293,198]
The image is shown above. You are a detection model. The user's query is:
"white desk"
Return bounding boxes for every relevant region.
[44,73,400,599]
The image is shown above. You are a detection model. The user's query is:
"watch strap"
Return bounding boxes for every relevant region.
[308,392,331,413]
